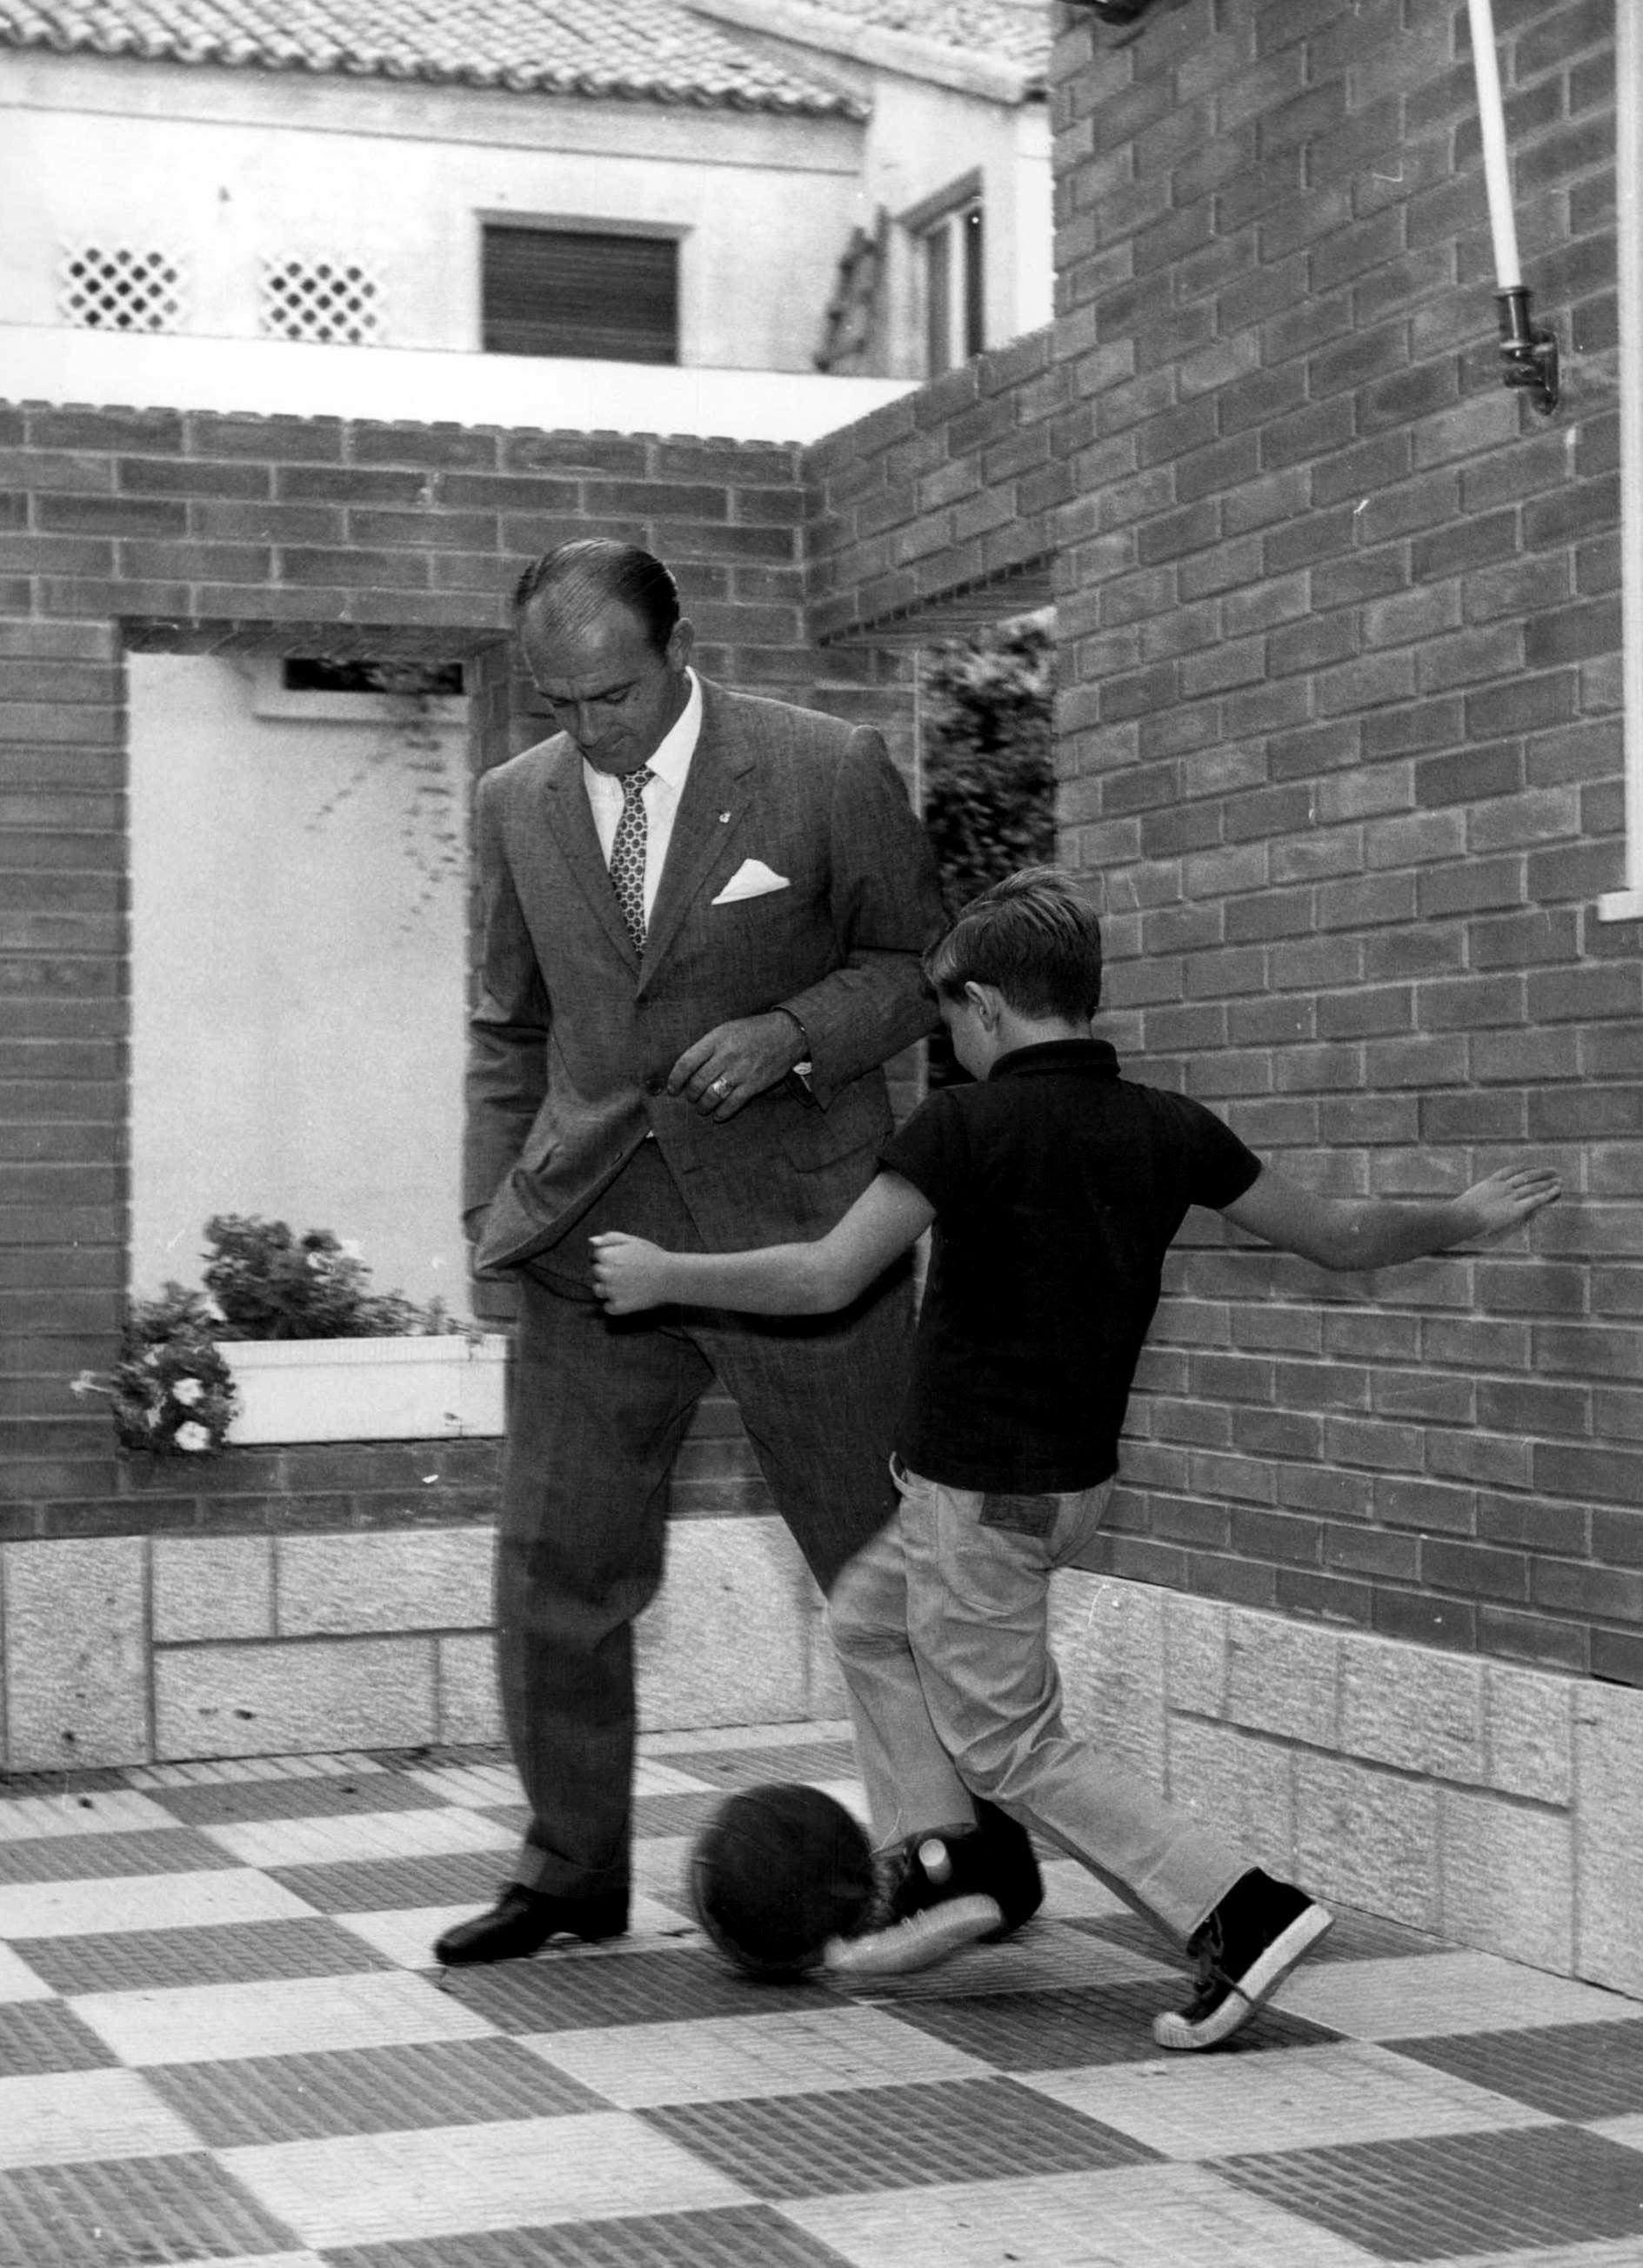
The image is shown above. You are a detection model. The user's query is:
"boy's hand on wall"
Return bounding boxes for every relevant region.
[590,1233,671,1313]
[1452,1167,1562,1245]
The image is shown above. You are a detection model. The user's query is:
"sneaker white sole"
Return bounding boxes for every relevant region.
[824,1893,1005,1979]
[1152,1901,1333,2052]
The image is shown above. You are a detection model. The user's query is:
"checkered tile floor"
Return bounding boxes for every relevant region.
[3,1723,1642,2267]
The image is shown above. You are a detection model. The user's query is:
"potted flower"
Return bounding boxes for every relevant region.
[73,1286,241,1455]
[204,1215,507,1445]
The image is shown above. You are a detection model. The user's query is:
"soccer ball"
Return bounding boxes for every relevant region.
[690,1782,876,1979]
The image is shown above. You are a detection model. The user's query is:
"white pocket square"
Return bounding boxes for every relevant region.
[711,859,790,905]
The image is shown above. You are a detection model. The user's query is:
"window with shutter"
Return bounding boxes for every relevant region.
[900,173,986,380]
[481,226,678,364]
[924,202,984,378]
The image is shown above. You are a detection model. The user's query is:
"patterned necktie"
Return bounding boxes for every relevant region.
[609,766,654,952]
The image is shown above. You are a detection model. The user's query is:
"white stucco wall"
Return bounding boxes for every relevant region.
[680,14,1054,378]
[0,323,915,438]
[854,72,1053,373]
[0,51,863,371]
[1006,100,1055,349]
[127,652,472,1313]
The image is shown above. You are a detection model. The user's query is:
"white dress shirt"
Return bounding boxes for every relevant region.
[582,670,703,926]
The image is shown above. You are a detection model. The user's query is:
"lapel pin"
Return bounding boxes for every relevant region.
[718,811,731,824]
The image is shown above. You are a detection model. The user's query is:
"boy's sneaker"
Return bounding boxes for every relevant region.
[827,1798,1043,1979]
[1152,1868,1332,2051]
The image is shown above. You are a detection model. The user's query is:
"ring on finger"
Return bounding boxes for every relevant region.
[708,1075,730,1098]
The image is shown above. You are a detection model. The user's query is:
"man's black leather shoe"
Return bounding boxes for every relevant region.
[434,1883,629,1966]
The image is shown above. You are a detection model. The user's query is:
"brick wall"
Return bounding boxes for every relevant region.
[4,0,1636,1695]
[805,0,1640,1687]
[805,329,1067,642]
[0,405,912,1542]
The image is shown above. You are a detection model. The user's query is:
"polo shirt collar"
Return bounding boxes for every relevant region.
[989,1037,1119,1080]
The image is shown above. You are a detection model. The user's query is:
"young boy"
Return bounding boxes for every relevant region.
[591,871,1560,2050]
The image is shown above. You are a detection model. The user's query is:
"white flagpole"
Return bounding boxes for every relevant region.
[1465,0,1522,289]
[1464,0,1558,413]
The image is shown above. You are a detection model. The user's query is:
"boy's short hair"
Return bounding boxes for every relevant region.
[925,867,1103,1020]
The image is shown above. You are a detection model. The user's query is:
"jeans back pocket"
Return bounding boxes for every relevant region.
[979,1490,1059,1540]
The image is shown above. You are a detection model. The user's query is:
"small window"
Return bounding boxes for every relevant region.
[481,226,678,364]
[924,202,984,377]
[260,258,384,346]
[246,658,468,721]
[282,659,464,698]
[57,244,188,333]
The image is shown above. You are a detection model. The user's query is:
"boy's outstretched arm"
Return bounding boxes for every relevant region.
[589,1170,935,1315]
[1222,1161,1561,1272]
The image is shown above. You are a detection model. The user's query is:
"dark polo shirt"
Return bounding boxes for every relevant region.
[879,1038,1261,1494]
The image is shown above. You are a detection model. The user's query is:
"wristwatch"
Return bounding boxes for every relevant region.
[777,1006,813,1083]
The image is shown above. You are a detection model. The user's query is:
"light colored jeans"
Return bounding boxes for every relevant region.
[829,1461,1246,1946]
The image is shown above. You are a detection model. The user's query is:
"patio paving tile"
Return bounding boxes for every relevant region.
[0,1723,1635,2268]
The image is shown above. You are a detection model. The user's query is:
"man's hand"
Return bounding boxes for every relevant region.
[1451,1166,1562,1244]
[589,1233,673,1314]
[667,1012,806,1121]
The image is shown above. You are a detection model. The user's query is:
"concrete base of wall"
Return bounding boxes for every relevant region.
[0,1518,843,1777]
[4,1523,1635,2003]
[1050,1570,1643,2003]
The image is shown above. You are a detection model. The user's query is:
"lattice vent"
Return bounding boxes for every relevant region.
[259,258,384,345]
[57,245,188,332]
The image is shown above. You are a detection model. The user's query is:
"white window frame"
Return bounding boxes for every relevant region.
[902,171,985,379]
[925,200,985,376]
[1600,0,1643,919]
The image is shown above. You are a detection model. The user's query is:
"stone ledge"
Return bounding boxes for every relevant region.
[1051,1568,1642,1999]
[2,1515,833,1773]
[1144,1583,1576,1802]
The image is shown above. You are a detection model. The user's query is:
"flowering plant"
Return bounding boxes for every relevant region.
[73,1285,240,1455]
[201,1214,463,1341]
[77,1217,471,1457]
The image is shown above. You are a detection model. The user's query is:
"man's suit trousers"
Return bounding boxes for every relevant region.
[495,1150,956,1899]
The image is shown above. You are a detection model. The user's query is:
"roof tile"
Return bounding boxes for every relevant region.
[0,0,870,110]
[773,0,1049,71]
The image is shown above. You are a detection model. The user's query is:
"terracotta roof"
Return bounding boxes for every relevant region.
[0,0,868,110]
[772,0,1050,71]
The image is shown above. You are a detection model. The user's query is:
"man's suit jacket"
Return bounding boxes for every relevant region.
[464,676,945,1277]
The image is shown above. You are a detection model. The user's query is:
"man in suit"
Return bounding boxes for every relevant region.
[437,540,1039,1966]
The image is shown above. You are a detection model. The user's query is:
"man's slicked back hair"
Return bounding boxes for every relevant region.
[926,866,1103,1021]
[514,539,681,655]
